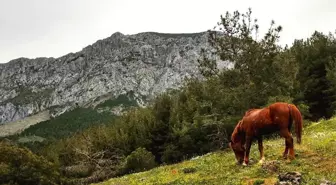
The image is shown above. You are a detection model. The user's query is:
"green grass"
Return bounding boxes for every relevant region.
[95,116,336,185]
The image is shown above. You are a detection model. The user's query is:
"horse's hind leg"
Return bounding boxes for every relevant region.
[280,130,294,159]
[288,136,295,159]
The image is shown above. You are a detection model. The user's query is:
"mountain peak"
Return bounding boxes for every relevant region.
[111,31,124,37]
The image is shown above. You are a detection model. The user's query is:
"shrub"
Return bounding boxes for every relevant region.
[0,141,66,185]
[122,147,157,174]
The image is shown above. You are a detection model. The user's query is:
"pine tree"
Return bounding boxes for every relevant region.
[292,31,336,120]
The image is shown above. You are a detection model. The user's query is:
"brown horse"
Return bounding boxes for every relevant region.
[229,102,303,166]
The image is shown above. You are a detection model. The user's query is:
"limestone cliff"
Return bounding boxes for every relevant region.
[0,31,230,124]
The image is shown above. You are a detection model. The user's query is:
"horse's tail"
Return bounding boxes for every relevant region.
[288,104,303,144]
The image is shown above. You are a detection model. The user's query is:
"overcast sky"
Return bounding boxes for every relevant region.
[0,0,335,63]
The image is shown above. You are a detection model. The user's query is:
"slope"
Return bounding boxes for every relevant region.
[96,116,336,185]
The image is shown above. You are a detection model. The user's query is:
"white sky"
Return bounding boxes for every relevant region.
[0,0,335,63]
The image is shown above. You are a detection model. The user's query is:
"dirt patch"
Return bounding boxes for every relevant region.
[262,160,280,173]
[315,158,336,173]
[297,146,336,173]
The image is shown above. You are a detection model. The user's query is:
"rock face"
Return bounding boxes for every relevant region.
[0,31,231,124]
[0,110,50,137]
[277,172,302,185]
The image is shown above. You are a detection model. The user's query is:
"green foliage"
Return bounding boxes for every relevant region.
[16,107,116,141]
[0,141,65,185]
[267,95,293,105]
[6,107,117,157]
[291,31,336,120]
[38,88,237,183]
[326,58,336,115]
[9,92,139,155]
[96,93,138,108]
[295,103,311,119]
[198,7,296,119]
[253,179,265,185]
[122,147,157,174]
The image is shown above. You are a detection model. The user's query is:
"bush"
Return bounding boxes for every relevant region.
[0,141,66,185]
[296,102,311,120]
[122,147,157,174]
[161,144,183,164]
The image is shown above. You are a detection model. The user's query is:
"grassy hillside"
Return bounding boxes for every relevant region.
[1,93,140,155]
[96,116,336,185]
[6,93,138,141]
[15,107,116,141]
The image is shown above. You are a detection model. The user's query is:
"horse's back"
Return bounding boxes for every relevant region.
[269,102,290,111]
[241,104,287,136]
[244,108,262,117]
[268,102,291,120]
[236,102,298,138]
[240,108,272,133]
[242,102,290,123]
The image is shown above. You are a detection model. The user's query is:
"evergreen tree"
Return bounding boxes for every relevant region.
[291,31,336,120]
[198,8,296,115]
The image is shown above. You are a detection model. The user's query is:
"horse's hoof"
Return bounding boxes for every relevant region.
[258,158,265,164]
[242,162,248,166]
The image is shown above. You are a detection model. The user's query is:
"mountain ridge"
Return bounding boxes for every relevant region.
[0,31,230,127]
[0,31,208,65]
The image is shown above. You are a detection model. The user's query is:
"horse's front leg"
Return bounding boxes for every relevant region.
[258,137,265,164]
[243,136,253,166]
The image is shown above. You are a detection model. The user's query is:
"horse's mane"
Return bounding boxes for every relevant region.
[244,108,260,117]
[231,109,261,143]
[231,120,244,143]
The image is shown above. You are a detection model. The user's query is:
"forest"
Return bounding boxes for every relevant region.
[1,8,336,185]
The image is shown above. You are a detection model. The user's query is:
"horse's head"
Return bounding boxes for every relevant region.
[230,120,246,164]
[229,139,245,164]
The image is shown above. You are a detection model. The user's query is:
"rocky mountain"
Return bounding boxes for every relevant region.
[0,31,230,125]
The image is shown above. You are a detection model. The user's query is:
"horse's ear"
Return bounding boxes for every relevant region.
[236,124,241,133]
[237,121,242,128]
